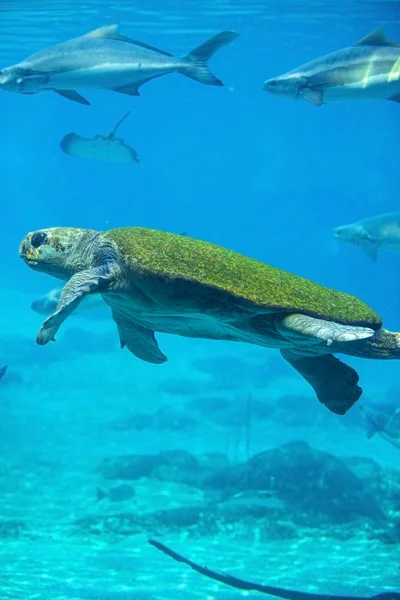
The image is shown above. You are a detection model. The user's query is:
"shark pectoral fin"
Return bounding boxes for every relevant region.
[112,309,167,364]
[365,423,378,439]
[113,76,162,96]
[113,83,141,96]
[389,93,400,103]
[360,240,378,261]
[355,26,400,48]
[280,349,362,415]
[304,89,324,106]
[54,89,91,105]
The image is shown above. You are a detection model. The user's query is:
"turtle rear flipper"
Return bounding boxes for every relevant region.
[276,313,375,345]
[281,349,362,415]
[36,265,112,345]
[112,309,167,364]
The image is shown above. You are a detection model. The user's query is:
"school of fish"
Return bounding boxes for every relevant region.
[0,25,399,106]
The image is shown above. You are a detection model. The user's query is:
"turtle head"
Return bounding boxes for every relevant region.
[19,227,100,279]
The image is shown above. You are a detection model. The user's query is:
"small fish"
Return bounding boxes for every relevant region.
[359,402,400,450]
[96,484,135,503]
[263,27,400,106]
[0,365,7,381]
[60,111,139,163]
[31,287,107,316]
[333,212,400,261]
[0,25,238,105]
[205,489,285,512]
[221,490,284,510]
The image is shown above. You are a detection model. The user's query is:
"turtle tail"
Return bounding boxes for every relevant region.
[340,328,400,359]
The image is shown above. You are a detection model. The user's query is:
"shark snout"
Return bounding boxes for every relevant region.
[333,225,354,241]
[0,67,19,90]
[263,74,308,98]
[333,227,344,239]
[263,78,280,93]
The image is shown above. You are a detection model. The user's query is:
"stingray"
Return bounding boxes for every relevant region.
[60,111,139,163]
[148,539,400,600]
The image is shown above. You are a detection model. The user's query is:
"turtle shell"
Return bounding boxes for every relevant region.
[104,227,382,329]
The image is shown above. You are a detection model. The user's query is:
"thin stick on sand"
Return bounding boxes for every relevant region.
[148,539,400,600]
[245,392,252,461]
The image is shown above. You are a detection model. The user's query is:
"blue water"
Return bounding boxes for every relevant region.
[0,1,399,599]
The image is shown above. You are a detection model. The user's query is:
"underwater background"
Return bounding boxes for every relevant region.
[0,1,399,598]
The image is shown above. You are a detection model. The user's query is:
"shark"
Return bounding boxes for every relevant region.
[263,27,400,106]
[0,25,238,105]
[31,287,107,316]
[359,401,400,450]
[333,212,400,261]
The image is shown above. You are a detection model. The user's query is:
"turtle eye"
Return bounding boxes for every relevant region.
[31,231,48,249]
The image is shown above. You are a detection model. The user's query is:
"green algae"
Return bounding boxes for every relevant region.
[105,227,382,328]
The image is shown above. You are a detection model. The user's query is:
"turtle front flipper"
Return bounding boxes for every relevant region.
[276,313,375,345]
[112,309,167,364]
[281,349,361,415]
[36,266,112,345]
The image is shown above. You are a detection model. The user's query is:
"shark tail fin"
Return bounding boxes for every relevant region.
[0,365,7,381]
[180,31,238,86]
[96,488,107,502]
[365,423,377,439]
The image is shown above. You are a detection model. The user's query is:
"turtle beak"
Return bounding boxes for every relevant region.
[19,236,39,264]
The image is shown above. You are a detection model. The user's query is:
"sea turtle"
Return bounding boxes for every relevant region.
[19,226,400,415]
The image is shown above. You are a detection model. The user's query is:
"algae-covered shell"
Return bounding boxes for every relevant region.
[104,227,382,329]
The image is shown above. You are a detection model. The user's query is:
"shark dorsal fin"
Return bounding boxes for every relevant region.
[84,24,120,39]
[82,24,174,56]
[355,26,400,47]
